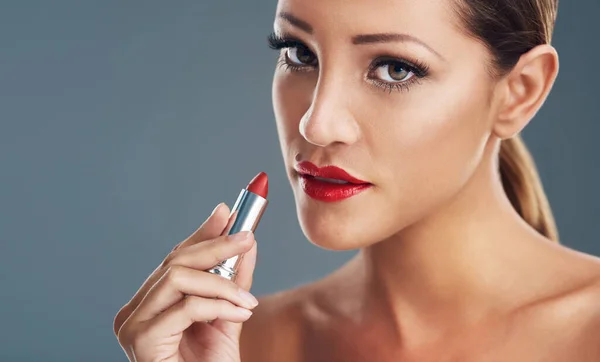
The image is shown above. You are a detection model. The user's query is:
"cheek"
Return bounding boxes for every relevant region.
[371,77,492,216]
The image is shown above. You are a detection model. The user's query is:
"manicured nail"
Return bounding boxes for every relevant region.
[229,231,252,242]
[210,203,224,216]
[236,307,253,318]
[238,289,259,308]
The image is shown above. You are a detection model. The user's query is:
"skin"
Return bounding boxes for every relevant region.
[239,0,600,360]
[114,0,600,360]
[114,203,260,362]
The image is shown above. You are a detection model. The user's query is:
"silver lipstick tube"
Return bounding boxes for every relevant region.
[206,189,268,281]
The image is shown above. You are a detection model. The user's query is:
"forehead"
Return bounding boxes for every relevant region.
[277,0,456,37]
[274,0,460,42]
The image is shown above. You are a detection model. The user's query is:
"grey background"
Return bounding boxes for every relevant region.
[0,1,598,361]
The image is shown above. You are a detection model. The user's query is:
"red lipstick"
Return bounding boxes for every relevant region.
[246,171,269,198]
[206,172,269,281]
[294,161,372,202]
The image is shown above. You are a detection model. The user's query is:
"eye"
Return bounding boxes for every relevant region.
[372,61,414,83]
[366,56,430,92]
[268,33,430,93]
[286,45,317,66]
[266,33,318,70]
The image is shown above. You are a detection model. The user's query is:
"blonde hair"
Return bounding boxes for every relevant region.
[499,135,559,242]
[453,0,559,242]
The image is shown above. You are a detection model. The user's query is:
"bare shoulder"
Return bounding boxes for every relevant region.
[514,249,600,360]
[571,264,600,359]
[239,284,315,362]
[558,270,600,360]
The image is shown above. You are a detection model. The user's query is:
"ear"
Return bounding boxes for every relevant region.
[492,44,559,140]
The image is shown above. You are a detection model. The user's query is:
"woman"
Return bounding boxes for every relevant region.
[114,0,600,360]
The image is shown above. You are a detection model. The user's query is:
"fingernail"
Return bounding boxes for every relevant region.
[236,307,253,318]
[238,289,259,308]
[229,231,252,242]
[210,203,224,216]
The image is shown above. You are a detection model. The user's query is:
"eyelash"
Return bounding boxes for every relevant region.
[267,33,430,93]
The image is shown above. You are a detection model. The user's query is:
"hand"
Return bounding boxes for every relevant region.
[113,203,259,362]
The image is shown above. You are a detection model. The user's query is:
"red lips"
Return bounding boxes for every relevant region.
[294,161,372,202]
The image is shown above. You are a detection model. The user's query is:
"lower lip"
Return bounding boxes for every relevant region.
[299,175,372,202]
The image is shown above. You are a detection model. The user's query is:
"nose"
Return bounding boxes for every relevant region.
[299,78,360,147]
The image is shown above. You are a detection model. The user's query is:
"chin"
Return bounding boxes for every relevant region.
[298,214,365,250]
[293,190,403,251]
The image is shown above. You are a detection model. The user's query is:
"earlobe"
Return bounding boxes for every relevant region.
[493,44,559,140]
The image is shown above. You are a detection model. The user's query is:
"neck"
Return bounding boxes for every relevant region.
[352,139,552,344]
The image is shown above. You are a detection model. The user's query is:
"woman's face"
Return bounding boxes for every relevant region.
[272,0,499,250]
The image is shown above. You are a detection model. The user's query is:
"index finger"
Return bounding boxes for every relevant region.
[113,202,231,336]
[173,202,231,251]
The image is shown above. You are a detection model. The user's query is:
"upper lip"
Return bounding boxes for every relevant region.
[294,161,370,184]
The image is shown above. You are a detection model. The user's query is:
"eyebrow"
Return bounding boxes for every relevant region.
[276,12,445,61]
[352,33,445,61]
[278,12,313,34]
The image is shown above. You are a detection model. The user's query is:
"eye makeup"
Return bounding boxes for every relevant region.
[267,32,431,93]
